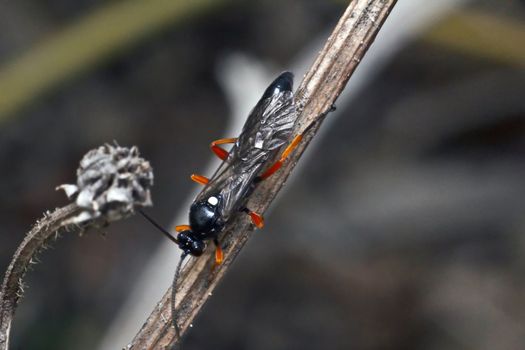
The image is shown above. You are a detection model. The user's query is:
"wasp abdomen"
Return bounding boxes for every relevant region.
[261,71,294,99]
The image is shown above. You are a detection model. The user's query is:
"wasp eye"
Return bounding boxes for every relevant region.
[176,230,206,256]
[190,240,205,256]
[177,230,191,244]
[176,230,193,250]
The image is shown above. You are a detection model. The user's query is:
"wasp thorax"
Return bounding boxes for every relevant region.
[189,195,224,238]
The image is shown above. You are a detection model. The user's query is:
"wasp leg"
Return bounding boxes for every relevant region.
[213,238,224,265]
[210,137,237,161]
[191,173,209,185]
[241,207,264,229]
[257,134,303,181]
[174,225,191,232]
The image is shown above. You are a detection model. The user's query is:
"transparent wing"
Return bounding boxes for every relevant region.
[236,90,296,159]
[195,89,297,220]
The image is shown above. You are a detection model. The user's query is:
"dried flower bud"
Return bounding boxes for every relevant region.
[57,143,153,224]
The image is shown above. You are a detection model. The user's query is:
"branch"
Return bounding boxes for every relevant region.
[129,1,398,348]
[0,144,153,350]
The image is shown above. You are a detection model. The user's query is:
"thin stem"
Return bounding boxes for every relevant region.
[0,204,82,350]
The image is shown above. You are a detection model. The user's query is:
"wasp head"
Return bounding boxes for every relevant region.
[176,230,206,256]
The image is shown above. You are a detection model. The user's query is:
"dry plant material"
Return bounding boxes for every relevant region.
[0,144,153,350]
[57,143,153,224]
[128,0,398,349]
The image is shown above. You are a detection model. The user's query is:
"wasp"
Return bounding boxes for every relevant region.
[142,71,303,265]
[137,71,327,341]
[140,72,319,263]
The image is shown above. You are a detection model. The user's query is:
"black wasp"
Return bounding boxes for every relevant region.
[138,71,322,342]
[142,71,305,264]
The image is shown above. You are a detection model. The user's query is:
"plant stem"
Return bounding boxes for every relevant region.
[0,204,81,350]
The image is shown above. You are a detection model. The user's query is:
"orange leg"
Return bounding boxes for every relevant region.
[191,174,209,185]
[214,238,223,265]
[174,225,191,232]
[258,134,303,180]
[211,138,237,161]
[242,208,264,229]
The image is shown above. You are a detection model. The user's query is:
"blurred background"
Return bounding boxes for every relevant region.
[1,0,524,349]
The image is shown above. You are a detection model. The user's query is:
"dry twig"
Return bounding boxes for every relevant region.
[128,1,398,348]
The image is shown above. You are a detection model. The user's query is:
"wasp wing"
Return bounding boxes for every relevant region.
[195,73,297,220]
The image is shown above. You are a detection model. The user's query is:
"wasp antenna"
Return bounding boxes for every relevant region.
[171,253,188,347]
[138,209,179,245]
